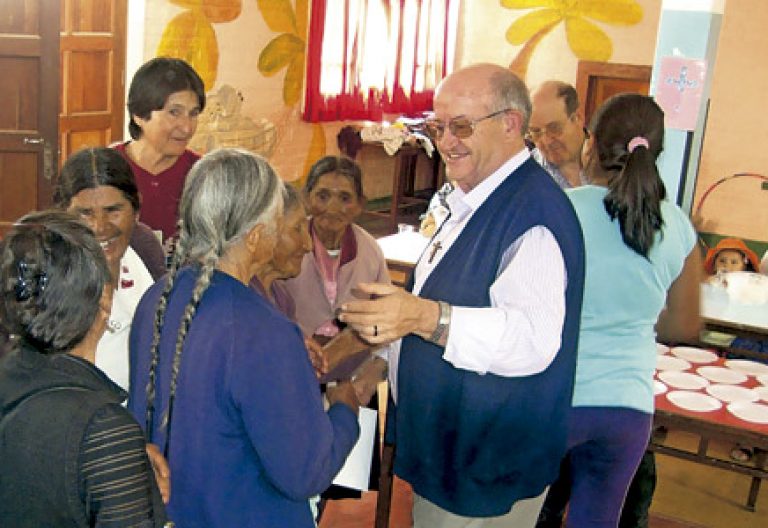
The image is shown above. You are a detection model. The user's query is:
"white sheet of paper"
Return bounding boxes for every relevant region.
[332,407,377,491]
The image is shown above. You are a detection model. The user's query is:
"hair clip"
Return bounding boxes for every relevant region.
[14,260,48,302]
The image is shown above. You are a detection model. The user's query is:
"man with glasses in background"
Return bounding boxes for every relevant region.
[338,63,585,527]
[529,80,588,189]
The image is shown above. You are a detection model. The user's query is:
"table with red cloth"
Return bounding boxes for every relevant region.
[652,347,768,511]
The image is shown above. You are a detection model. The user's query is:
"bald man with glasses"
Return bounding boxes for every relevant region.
[529,80,588,189]
[419,81,586,237]
[338,63,585,527]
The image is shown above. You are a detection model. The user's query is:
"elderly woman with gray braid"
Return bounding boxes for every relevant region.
[557,94,701,527]
[127,148,370,527]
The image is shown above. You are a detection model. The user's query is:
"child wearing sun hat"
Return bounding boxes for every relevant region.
[702,238,766,462]
[704,237,760,276]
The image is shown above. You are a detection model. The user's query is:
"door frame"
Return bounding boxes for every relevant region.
[575,61,652,126]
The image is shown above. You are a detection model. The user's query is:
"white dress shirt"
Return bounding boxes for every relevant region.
[95,246,154,391]
[389,149,567,400]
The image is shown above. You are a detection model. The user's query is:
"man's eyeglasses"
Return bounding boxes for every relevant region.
[423,108,511,141]
[527,114,574,141]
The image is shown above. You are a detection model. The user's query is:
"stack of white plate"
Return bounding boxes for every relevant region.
[705,384,759,403]
[696,366,747,385]
[658,371,709,390]
[724,359,768,377]
[727,401,768,424]
[656,355,691,372]
[666,390,721,412]
[670,346,718,364]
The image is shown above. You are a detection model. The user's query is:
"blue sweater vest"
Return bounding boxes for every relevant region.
[393,157,585,517]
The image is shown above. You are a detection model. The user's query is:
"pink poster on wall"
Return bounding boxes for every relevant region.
[655,57,707,131]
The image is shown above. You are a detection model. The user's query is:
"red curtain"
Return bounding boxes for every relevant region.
[303,0,456,123]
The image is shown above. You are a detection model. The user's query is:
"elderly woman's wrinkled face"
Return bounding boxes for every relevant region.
[272,204,312,279]
[307,172,362,237]
[68,186,138,275]
[714,249,747,274]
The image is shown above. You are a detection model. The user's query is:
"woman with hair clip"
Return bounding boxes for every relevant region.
[127,148,373,527]
[562,94,702,527]
[0,211,167,527]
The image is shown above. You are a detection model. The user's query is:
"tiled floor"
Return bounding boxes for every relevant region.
[318,429,768,527]
[318,475,699,528]
[319,476,413,528]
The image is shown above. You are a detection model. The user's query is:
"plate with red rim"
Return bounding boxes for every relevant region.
[705,384,759,403]
[666,390,722,412]
[727,401,768,424]
[670,346,718,364]
[696,366,748,385]
[724,359,768,377]
[658,371,709,390]
[656,355,691,372]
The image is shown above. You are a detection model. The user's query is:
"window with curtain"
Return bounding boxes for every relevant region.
[303,0,460,122]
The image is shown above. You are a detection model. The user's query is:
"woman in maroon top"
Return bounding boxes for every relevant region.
[116,58,205,242]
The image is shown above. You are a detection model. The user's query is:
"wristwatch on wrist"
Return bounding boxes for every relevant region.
[428,301,451,344]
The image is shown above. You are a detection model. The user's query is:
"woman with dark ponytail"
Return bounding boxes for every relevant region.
[562,94,702,527]
[127,148,371,527]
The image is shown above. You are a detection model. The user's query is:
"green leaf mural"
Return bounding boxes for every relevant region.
[256,0,307,107]
[257,0,325,172]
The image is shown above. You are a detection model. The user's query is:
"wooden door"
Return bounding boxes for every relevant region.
[59,0,127,164]
[576,61,652,126]
[0,0,59,229]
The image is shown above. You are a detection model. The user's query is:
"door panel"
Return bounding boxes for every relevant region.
[0,0,59,226]
[576,61,652,126]
[0,58,40,130]
[72,0,114,32]
[0,152,39,223]
[60,0,126,163]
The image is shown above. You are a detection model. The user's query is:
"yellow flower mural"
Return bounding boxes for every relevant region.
[256,0,307,107]
[501,0,643,79]
[156,0,242,91]
[256,0,324,184]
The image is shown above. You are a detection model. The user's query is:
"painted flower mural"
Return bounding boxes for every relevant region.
[156,0,242,90]
[257,0,324,184]
[256,0,307,107]
[501,0,643,79]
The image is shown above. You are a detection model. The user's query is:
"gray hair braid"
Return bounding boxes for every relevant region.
[161,252,217,455]
[144,148,283,456]
[145,220,188,438]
